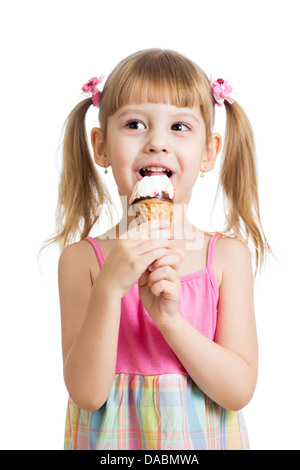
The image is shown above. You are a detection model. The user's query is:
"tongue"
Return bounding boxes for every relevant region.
[144,170,167,177]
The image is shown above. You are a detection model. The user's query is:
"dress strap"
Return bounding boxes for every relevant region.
[206,234,221,272]
[84,237,106,268]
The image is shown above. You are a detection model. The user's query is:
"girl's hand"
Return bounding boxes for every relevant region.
[138,243,185,329]
[97,219,173,299]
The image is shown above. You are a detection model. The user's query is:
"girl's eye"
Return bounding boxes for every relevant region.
[171,122,190,132]
[125,120,146,130]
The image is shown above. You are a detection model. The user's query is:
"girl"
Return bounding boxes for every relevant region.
[51,49,270,450]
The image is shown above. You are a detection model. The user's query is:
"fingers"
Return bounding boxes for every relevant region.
[148,245,185,272]
[116,219,184,290]
[141,246,174,271]
[148,266,179,297]
[147,265,178,288]
[136,238,185,278]
[151,280,173,297]
[120,218,175,259]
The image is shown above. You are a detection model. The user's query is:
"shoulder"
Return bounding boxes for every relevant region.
[58,239,100,283]
[214,236,253,286]
[215,235,252,262]
[58,239,95,268]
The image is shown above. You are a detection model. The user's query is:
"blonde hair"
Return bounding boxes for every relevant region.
[44,48,270,273]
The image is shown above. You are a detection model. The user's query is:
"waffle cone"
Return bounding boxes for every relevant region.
[132,198,173,226]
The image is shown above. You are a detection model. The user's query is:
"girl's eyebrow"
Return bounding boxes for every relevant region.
[172,112,201,124]
[117,109,145,120]
[117,109,201,124]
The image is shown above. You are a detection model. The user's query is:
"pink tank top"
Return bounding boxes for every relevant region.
[85,234,220,376]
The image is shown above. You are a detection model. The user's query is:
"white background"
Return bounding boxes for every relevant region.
[1,0,299,450]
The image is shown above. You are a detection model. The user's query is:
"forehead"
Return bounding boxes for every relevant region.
[116,77,200,111]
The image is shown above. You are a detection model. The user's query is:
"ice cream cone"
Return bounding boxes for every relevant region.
[132,198,173,226]
[129,175,175,226]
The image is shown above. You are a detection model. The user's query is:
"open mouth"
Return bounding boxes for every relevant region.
[139,166,173,178]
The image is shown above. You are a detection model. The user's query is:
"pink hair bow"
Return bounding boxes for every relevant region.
[211,78,235,107]
[81,74,104,108]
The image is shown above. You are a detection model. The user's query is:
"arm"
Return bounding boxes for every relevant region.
[59,242,122,412]
[59,220,174,412]
[150,238,258,411]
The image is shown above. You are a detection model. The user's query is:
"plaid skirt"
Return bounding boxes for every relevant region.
[64,374,249,450]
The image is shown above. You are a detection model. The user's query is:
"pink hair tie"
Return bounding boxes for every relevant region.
[211,78,235,107]
[81,74,104,108]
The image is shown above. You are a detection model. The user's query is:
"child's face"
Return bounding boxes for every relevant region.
[101,101,218,205]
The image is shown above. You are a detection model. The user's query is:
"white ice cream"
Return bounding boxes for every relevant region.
[129,175,175,205]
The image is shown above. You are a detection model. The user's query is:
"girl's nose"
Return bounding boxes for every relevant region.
[148,146,168,153]
[144,130,169,154]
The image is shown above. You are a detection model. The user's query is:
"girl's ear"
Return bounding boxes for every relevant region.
[201,133,222,172]
[91,127,109,168]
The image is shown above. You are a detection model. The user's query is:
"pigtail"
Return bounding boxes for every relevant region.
[44,98,113,252]
[218,101,270,275]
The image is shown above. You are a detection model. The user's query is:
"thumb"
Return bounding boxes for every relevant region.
[139,269,150,287]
